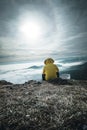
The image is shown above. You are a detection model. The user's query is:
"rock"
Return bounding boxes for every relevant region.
[0,80,12,85]
[47,78,73,85]
[0,79,87,130]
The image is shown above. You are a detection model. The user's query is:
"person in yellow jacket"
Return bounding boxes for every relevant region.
[42,58,59,80]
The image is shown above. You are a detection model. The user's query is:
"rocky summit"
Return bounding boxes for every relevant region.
[0,79,87,130]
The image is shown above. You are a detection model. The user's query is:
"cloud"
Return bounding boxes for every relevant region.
[0,35,55,63]
[60,32,87,42]
[0,0,87,63]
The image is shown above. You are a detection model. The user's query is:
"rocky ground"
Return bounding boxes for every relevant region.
[0,78,87,130]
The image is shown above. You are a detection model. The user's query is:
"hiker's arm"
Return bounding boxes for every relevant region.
[55,65,59,77]
[56,72,59,78]
[42,66,46,80]
[42,74,45,80]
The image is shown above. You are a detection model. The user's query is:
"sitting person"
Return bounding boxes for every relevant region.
[42,58,59,80]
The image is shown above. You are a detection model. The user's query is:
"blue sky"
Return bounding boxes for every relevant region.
[0,0,87,63]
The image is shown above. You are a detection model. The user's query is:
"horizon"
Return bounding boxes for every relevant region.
[0,57,87,83]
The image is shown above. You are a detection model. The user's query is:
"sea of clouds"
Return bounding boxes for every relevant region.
[0,57,86,84]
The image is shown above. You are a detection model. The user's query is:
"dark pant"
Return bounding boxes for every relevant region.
[42,72,59,80]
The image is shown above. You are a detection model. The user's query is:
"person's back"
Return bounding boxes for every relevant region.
[42,58,59,80]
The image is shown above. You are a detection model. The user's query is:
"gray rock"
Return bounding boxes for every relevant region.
[0,79,87,130]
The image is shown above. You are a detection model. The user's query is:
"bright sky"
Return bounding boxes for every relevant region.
[0,0,87,63]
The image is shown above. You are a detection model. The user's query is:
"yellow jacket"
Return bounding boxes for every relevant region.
[42,58,59,80]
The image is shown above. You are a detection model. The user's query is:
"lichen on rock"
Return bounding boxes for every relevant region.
[0,79,87,130]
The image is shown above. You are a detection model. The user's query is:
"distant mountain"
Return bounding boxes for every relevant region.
[60,62,87,80]
[28,65,43,69]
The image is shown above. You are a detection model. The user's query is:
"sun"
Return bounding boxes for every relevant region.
[18,13,48,48]
[19,19,42,41]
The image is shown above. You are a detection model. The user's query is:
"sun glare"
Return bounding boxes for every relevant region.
[19,20,42,41]
[18,12,49,48]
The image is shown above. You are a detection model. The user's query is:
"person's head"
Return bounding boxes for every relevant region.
[44,58,54,65]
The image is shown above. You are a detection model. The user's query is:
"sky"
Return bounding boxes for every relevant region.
[0,0,87,63]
